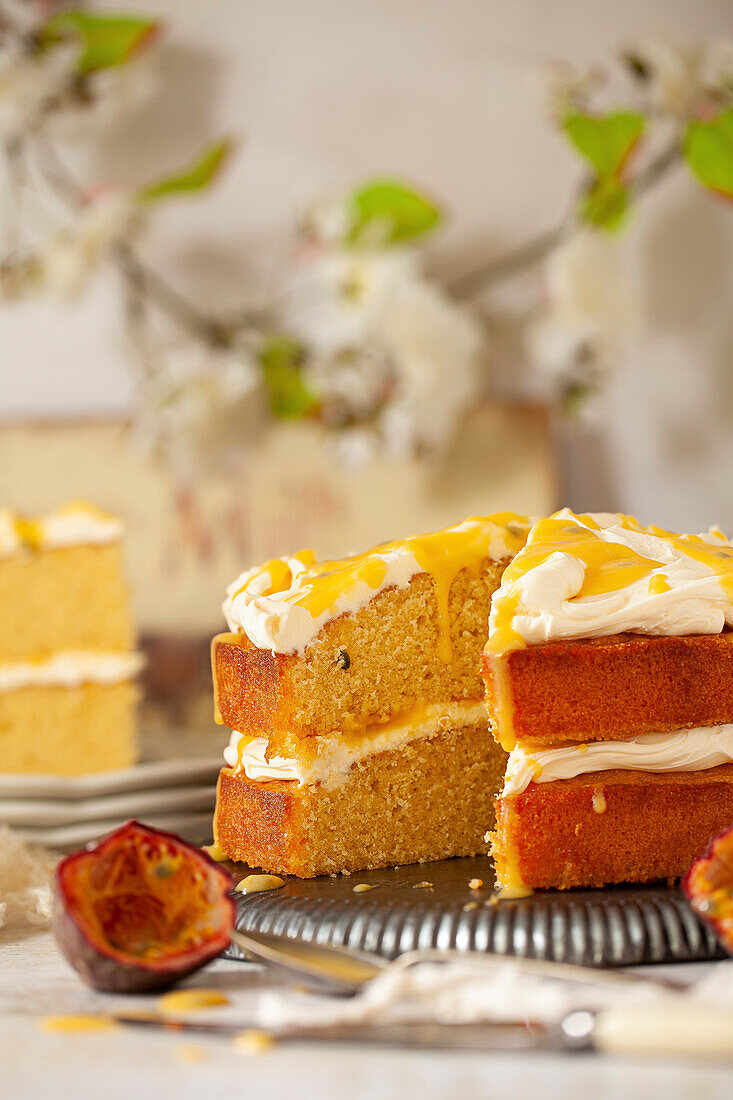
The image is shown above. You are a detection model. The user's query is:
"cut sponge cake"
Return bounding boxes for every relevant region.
[483,510,733,893]
[214,560,510,758]
[212,514,529,876]
[493,767,733,891]
[217,722,505,878]
[0,503,142,775]
[483,630,733,751]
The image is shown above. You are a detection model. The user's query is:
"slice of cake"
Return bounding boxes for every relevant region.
[0,502,143,775]
[482,510,733,892]
[212,514,530,876]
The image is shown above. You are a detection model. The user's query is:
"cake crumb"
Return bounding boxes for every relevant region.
[352,883,375,893]
[463,901,479,911]
[414,881,433,889]
[485,896,500,907]
[468,878,483,890]
[341,869,352,876]
[233,1030,275,1055]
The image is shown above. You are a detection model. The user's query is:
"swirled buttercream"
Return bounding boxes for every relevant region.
[223,700,489,787]
[502,725,733,796]
[224,514,529,655]
[487,510,733,653]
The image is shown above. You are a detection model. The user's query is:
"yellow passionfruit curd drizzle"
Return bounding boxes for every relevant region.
[488,511,733,662]
[234,513,529,664]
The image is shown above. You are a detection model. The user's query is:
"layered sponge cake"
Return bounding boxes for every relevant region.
[483,510,733,892]
[212,515,529,876]
[0,502,143,775]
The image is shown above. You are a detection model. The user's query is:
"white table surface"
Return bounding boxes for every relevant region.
[2,929,732,1100]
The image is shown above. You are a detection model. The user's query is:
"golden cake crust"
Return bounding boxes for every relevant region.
[483,630,733,747]
[493,764,733,890]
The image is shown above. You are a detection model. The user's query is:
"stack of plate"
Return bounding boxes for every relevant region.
[0,755,221,849]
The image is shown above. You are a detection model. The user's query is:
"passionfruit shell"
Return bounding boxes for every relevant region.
[682,824,733,955]
[53,820,234,993]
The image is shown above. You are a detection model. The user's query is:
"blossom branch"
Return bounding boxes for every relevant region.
[449,138,682,300]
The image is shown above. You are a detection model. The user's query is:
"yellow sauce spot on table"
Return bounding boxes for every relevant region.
[158,989,229,1014]
[232,1029,275,1055]
[235,873,285,895]
[352,883,376,893]
[40,1015,118,1033]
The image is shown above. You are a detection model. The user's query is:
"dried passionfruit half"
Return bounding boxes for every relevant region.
[53,820,234,992]
[682,824,733,954]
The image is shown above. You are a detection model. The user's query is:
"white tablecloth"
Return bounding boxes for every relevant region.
[3,930,733,1099]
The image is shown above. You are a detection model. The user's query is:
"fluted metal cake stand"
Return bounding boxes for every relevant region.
[226,855,723,968]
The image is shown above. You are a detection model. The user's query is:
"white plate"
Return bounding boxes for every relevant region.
[14,811,215,849]
[0,755,222,801]
[0,784,216,828]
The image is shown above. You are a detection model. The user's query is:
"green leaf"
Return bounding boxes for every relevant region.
[139,141,232,202]
[347,178,442,246]
[579,176,629,231]
[684,109,733,198]
[40,11,159,75]
[563,111,646,177]
[259,337,318,419]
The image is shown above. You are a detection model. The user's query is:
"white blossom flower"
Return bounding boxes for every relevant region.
[41,191,142,297]
[624,35,733,117]
[132,343,264,480]
[0,41,77,140]
[282,247,483,461]
[529,230,635,399]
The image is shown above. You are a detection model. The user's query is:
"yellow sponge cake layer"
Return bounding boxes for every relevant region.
[0,682,138,775]
[0,501,141,775]
[0,544,135,662]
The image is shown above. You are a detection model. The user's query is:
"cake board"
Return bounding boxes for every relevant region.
[226,855,724,969]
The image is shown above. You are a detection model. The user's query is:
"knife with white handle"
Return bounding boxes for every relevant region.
[111,1001,733,1061]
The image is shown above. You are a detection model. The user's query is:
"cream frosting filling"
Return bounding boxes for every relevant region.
[39,505,123,549]
[488,510,733,649]
[223,516,527,655]
[222,700,489,788]
[501,724,733,796]
[0,502,123,556]
[0,651,145,691]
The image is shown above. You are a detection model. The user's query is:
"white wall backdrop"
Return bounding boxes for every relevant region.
[2,0,732,531]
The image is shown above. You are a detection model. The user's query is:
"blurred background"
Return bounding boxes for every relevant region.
[2,0,733,635]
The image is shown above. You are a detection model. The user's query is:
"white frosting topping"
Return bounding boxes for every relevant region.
[0,502,123,556]
[224,514,528,654]
[502,724,733,796]
[488,510,733,648]
[223,701,489,787]
[0,651,144,691]
[224,550,422,654]
[38,503,123,549]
